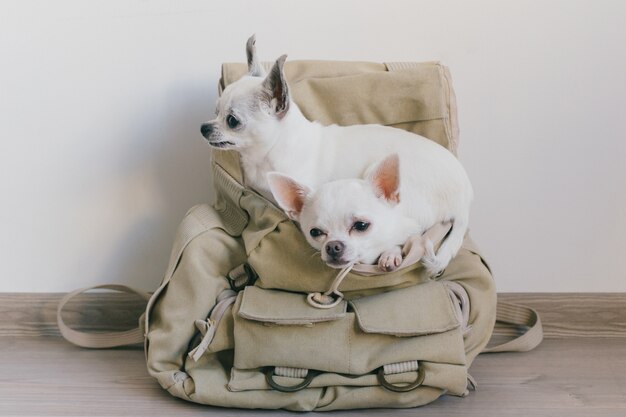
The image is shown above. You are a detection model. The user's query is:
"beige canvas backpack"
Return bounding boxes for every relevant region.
[58,60,542,411]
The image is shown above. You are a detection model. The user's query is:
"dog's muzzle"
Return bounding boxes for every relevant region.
[200,123,213,138]
[325,241,345,259]
[200,123,235,149]
[324,241,353,268]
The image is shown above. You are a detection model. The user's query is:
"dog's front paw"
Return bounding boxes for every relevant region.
[422,239,446,277]
[378,246,403,272]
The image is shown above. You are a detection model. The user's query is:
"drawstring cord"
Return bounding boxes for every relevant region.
[306,263,354,309]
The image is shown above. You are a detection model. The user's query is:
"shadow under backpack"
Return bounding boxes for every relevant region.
[58,60,542,411]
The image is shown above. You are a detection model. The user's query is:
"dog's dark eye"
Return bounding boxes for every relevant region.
[226,114,240,129]
[352,221,370,232]
[309,228,324,238]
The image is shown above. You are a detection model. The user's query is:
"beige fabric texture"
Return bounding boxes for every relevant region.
[144,61,498,411]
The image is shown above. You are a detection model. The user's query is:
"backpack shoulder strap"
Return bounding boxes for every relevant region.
[57,204,224,348]
[56,284,150,348]
[482,301,543,353]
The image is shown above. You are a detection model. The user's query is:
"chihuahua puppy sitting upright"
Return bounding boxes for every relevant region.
[200,36,473,275]
[267,154,470,274]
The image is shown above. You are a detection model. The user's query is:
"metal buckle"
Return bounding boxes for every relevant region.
[376,366,425,392]
[264,368,317,392]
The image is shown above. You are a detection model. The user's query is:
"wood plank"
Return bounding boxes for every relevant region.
[0,337,624,416]
[0,293,146,337]
[498,293,626,338]
[1,292,625,338]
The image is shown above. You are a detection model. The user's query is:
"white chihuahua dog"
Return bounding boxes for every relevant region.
[200,36,473,275]
[267,154,471,274]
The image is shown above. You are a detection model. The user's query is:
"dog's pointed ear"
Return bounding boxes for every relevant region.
[246,34,265,77]
[267,172,310,220]
[262,55,290,119]
[366,153,400,204]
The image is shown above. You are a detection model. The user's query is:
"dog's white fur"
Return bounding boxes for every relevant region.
[200,36,473,275]
[268,154,470,274]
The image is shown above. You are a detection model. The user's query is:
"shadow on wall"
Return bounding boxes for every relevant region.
[90,78,220,291]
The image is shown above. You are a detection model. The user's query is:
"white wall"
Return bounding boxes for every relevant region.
[1,0,624,292]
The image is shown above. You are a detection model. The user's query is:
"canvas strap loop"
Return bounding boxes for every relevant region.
[383,360,419,375]
[483,301,543,353]
[188,289,238,361]
[56,284,150,349]
[274,367,309,379]
[227,264,258,292]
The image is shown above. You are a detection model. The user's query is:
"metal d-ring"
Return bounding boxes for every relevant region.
[265,368,317,392]
[377,365,425,392]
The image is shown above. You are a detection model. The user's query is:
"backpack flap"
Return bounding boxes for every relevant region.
[219,60,457,153]
[238,285,348,325]
[350,281,461,336]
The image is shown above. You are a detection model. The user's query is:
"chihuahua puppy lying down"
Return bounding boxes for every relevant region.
[200,36,472,275]
[268,153,472,275]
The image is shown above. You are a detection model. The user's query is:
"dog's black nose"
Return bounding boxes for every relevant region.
[200,123,213,138]
[325,241,345,259]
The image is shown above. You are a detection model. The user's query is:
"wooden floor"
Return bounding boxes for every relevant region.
[0,336,624,417]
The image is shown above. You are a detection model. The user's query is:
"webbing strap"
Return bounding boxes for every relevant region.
[483,301,543,353]
[274,367,309,379]
[187,290,238,361]
[56,284,150,348]
[383,360,419,375]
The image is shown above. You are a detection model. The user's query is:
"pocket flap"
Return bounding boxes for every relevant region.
[238,286,347,325]
[350,281,459,336]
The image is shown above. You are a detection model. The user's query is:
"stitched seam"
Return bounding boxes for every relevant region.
[356,323,460,336]
[239,314,346,324]
[438,64,453,153]
[238,308,348,322]
[347,316,352,375]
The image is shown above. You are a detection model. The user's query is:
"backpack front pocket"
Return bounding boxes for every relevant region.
[229,282,469,395]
